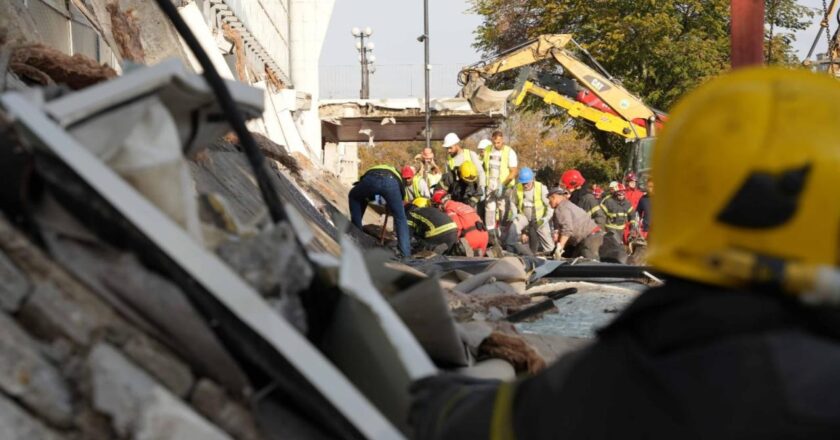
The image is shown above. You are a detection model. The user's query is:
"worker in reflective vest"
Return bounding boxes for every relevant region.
[482,130,518,235]
[405,197,459,254]
[348,164,410,256]
[432,189,488,257]
[443,133,485,192]
[402,165,430,201]
[507,167,553,254]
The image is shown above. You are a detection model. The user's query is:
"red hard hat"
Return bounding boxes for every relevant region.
[624,172,637,182]
[560,169,585,190]
[401,165,415,179]
[432,188,448,205]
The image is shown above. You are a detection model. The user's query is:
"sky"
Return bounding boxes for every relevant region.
[319,0,830,99]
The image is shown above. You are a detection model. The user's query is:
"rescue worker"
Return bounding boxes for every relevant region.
[414,147,443,188]
[442,133,485,194]
[402,165,430,202]
[348,164,410,257]
[600,183,637,264]
[439,161,482,208]
[410,67,840,440]
[561,169,606,227]
[637,178,653,237]
[432,189,488,257]
[405,197,459,254]
[482,130,518,239]
[507,167,553,254]
[547,186,603,260]
[623,172,645,209]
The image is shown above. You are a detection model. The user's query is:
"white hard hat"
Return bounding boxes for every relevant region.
[477,139,492,150]
[442,133,460,148]
[608,181,619,191]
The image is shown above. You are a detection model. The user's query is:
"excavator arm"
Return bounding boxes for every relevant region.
[459,34,662,137]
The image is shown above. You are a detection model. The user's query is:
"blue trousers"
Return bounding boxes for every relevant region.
[348,174,411,257]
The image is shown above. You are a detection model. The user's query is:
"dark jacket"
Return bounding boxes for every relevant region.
[571,185,606,227]
[412,279,840,439]
[406,206,458,240]
[601,195,636,233]
[637,194,652,232]
[439,170,482,208]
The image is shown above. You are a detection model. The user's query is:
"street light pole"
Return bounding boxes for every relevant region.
[422,0,430,149]
[352,27,375,99]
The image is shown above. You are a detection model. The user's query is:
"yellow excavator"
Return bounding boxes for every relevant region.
[458,34,667,176]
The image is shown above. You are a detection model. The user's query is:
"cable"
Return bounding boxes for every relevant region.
[152,0,287,224]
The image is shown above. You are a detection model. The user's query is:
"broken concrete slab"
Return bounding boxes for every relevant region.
[88,343,230,440]
[0,249,30,312]
[0,392,64,440]
[190,379,263,440]
[17,282,107,346]
[123,336,195,399]
[0,311,74,428]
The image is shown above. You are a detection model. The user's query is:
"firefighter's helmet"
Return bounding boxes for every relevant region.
[460,161,479,183]
[647,68,840,295]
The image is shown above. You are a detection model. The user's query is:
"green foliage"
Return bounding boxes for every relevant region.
[469,0,816,159]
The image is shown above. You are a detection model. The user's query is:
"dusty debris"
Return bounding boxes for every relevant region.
[264,63,285,91]
[106,2,146,63]
[222,23,247,82]
[9,44,117,90]
[479,331,546,374]
[223,131,301,177]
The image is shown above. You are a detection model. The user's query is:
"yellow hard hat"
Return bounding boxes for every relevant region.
[459,161,478,183]
[647,67,840,292]
[412,197,430,208]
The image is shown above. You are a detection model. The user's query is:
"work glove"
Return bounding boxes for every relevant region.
[495,187,504,199]
[553,246,564,260]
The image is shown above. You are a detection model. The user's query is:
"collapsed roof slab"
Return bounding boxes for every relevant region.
[319,97,506,143]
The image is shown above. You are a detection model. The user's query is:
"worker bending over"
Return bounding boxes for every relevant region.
[482,130,518,237]
[439,162,482,208]
[410,68,840,439]
[562,169,606,227]
[547,186,603,260]
[507,167,553,254]
[348,164,410,257]
[405,197,458,254]
[432,189,488,257]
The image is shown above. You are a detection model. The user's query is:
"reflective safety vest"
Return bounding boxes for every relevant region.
[405,177,426,201]
[363,164,402,181]
[483,145,513,187]
[362,164,406,199]
[447,149,476,172]
[407,208,458,238]
[515,181,546,220]
[601,196,637,230]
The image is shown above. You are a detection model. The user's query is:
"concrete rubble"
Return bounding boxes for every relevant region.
[0,1,653,439]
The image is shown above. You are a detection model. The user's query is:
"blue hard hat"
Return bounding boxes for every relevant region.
[517,167,534,183]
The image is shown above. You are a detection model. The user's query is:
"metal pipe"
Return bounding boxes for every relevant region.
[423,0,431,149]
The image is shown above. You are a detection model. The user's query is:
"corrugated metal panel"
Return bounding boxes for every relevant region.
[71,21,98,60]
[29,0,71,54]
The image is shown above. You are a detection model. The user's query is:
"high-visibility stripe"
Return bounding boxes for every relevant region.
[448,149,476,171]
[606,224,626,230]
[515,181,546,220]
[410,212,457,238]
[587,205,602,215]
[483,145,513,187]
[490,382,516,440]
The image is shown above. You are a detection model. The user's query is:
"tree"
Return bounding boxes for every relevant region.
[469,0,815,159]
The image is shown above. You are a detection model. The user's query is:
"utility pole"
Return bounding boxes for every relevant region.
[422,0,431,149]
[730,0,764,69]
[352,27,375,99]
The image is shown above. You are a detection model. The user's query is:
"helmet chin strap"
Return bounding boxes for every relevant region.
[708,249,840,304]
